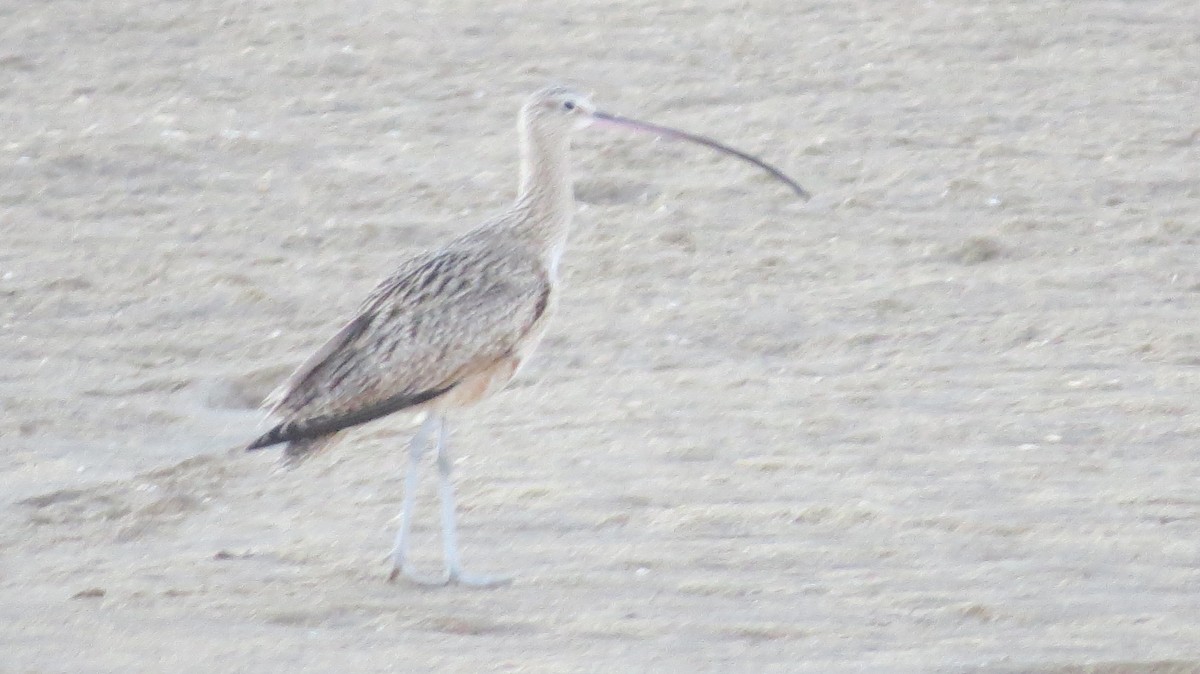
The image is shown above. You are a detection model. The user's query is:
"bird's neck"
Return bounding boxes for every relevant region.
[512,127,574,274]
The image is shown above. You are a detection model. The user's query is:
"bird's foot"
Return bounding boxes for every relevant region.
[446,567,512,588]
[387,563,511,588]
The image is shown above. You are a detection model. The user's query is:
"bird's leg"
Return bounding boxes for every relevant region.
[387,415,436,583]
[434,417,512,587]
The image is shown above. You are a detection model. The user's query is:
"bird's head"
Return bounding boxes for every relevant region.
[519,84,810,199]
[521,85,596,137]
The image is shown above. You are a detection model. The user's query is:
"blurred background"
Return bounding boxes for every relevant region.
[2,0,1198,671]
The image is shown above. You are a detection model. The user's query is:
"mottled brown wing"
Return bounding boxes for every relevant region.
[270,245,550,424]
[264,311,371,412]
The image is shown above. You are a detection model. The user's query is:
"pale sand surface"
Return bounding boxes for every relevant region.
[2,1,1199,672]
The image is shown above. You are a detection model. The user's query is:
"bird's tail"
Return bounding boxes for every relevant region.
[280,434,341,467]
[246,421,341,467]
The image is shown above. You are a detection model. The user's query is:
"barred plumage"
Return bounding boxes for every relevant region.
[250,237,553,464]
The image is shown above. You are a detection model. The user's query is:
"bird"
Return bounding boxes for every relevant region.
[246,84,809,586]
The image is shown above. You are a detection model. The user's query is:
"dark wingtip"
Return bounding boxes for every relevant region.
[244,383,457,454]
[245,425,286,452]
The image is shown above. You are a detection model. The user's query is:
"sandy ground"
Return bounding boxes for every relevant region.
[2,0,1199,671]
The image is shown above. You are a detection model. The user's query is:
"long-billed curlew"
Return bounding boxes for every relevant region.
[247,85,809,586]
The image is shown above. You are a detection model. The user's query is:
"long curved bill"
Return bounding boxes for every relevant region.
[591,110,811,200]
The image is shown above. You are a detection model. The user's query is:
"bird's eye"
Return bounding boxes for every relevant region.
[562,100,576,111]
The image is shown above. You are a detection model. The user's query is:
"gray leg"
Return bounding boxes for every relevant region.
[434,416,511,587]
[387,415,435,583]
[388,415,510,587]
